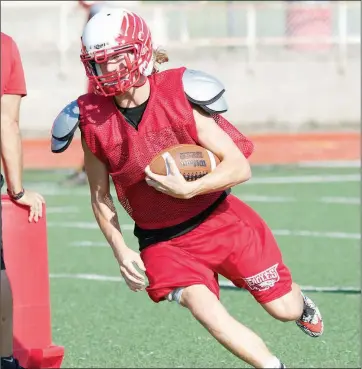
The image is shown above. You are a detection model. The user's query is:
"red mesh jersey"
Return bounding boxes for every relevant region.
[78,67,254,229]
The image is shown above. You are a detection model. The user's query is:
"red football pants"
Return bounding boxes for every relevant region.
[141,194,292,305]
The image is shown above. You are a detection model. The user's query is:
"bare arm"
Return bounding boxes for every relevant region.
[81,136,127,262]
[1,94,24,194]
[82,136,146,290]
[187,107,251,197]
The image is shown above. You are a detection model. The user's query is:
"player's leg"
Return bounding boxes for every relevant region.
[262,284,323,337]
[141,238,286,368]
[176,284,286,368]
[222,195,323,337]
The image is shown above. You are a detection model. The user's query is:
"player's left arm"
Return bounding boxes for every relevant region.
[186,106,251,198]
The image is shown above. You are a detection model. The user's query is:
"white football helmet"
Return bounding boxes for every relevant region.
[80,8,154,96]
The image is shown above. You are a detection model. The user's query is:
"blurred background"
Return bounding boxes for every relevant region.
[1,1,361,138]
[1,2,361,368]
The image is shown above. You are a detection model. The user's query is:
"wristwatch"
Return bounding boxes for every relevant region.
[7,188,25,201]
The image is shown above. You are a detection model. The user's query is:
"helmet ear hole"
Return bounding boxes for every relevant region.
[142,59,154,77]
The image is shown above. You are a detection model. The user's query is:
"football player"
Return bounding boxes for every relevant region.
[51,9,323,368]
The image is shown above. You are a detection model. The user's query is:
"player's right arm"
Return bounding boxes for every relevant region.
[81,136,146,291]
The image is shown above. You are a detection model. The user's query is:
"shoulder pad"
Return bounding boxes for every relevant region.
[51,100,80,153]
[182,69,228,114]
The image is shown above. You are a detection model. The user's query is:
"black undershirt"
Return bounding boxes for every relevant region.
[115,99,229,251]
[116,98,149,130]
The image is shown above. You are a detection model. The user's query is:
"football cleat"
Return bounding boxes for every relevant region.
[296,294,324,337]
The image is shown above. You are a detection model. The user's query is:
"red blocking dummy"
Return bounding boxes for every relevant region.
[1,195,64,368]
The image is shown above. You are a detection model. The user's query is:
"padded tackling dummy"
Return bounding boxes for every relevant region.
[1,195,64,368]
[51,100,80,153]
[182,69,228,114]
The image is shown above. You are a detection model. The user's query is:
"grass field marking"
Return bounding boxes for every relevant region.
[42,194,360,204]
[50,273,122,282]
[49,273,361,294]
[240,195,296,203]
[296,160,360,168]
[70,241,108,247]
[239,195,359,205]
[46,206,80,214]
[48,222,134,230]
[48,221,100,229]
[218,280,361,294]
[246,174,360,184]
[320,197,360,205]
[68,230,361,249]
[272,230,360,240]
[48,221,360,240]
[22,173,360,197]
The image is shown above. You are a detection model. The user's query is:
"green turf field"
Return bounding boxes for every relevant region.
[20,164,360,368]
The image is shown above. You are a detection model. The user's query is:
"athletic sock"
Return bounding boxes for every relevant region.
[263,356,286,368]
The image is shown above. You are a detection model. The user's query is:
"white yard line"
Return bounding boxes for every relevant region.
[242,195,359,204]
[48,221,360,241]
[246,174,359,184]
[48,222,134,230]
[46,206,80,214]
[49,273,361,293]
[24,173,360,197]
[296,160,360,168]
[320,197,360,205]
[43,195,359,206]
[70,241,108,247]
[240,195,296,203]
[41,196,359,210]
[272,230,360,240]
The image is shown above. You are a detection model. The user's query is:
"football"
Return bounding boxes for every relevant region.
[149,144,220,181]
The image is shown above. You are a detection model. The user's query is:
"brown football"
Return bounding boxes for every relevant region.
[149,144,220,181]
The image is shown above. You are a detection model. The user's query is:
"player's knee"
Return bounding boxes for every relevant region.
[266,305,302,322]
[180,284,221,323]
[262,286,303,322]
[178,284,210,306]
[178,284,232,339]
[168,284,216,313]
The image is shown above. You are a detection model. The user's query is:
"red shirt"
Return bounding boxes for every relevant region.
[1,32,27,97]
[78,67,254,229]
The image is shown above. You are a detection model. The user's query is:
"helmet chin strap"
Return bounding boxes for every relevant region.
[133,58,154,88]
[143,58,154,77]
[134,75,147,88]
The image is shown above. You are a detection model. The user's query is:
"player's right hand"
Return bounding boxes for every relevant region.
[15,189,45,223]
[118,248,146,292]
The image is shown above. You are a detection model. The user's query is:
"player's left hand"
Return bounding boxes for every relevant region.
[145,156,195,199]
